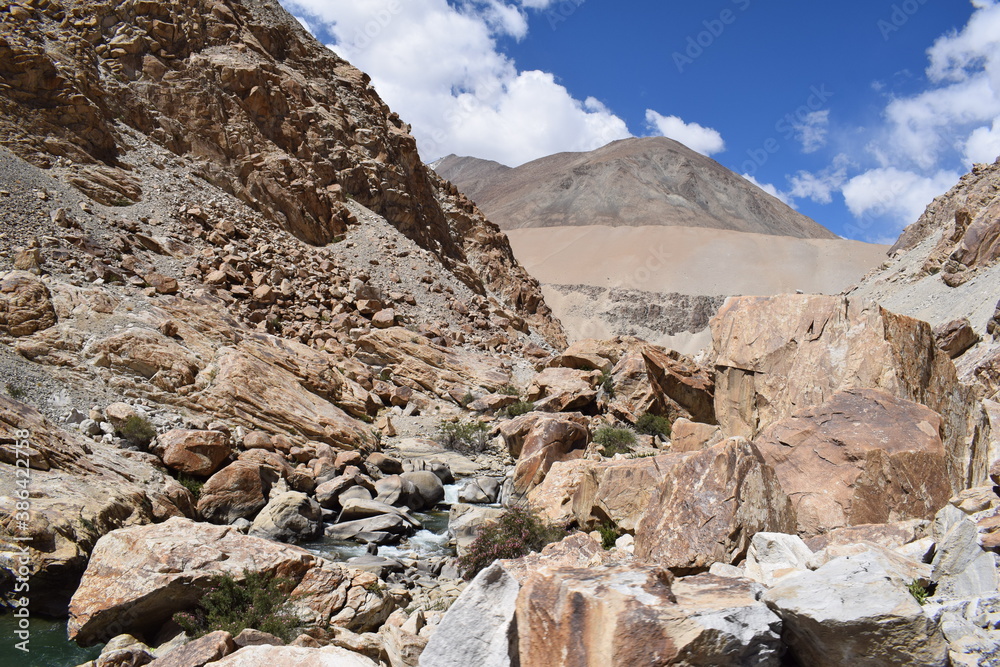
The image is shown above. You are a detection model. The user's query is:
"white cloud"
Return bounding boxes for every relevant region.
[792,110,829,154]
[787,155,851,205]
[644,110,726,156]
[841,167,960,228]
[740,173,793,206]
[279,0,631,166]
[965,119,1000,164]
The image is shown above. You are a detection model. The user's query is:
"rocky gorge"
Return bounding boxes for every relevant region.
[1,0,1000,666]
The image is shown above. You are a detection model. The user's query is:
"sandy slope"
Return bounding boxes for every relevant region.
[507,225,889,296]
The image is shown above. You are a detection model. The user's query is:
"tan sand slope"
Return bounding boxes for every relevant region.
[506,225,889,353]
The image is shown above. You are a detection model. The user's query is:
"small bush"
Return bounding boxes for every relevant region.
[459,391,475,408]
[5,383,26,400]
[908,580,934,605]
[598,371,615,397]
[502,401,535,418]
[172,569,299,641]
[498,384,520,396]
[439,420,490,454]
[177,473,204,499]
[117,415,156,447]
[594,425,635,456]
[597,522,620,550]
[364,580,387,598]
[635,413,671,438]
[458,507,565,580]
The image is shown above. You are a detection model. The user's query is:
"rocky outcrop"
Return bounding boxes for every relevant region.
[753,389,953,536]
[67,517,397,646]
[0,0,562,346]
[197,460,279,524]
[634,437,794,571]
[711,295,985,491]
[500,412,589,496]
[0,397,194,615]
[155,429,231,477]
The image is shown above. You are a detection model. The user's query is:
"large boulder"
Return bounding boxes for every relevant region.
[67,518,396,646]
[762,550,946,667]
[753,389,953,535]
[89,328,202,393]
[500,412,589,496]
[634,437,795,570]
[930,503,1000,599]
[527,454,680,532]
[525,367,599,412]
[516,566,782,667]
[399,471,444,510]
[197,461,280,525]
[448,503,506,556]
[711,295,984,491]
[204,645,379,666]
[156,429,232,477]
[249,491,323,543]
[0,270,57,336]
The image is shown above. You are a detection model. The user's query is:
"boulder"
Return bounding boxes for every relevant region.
[197,461,280,525]
[402,459,454,484]
[148,631,234,667]
[606,341,716,426]
[249,491,323,543]
[399,471,444,509]
[418,562,520,667]
[545,339,616,373]
[448,504,506,556]
[316,468,377,510]
[933,318,981,359]
[803,519,930,553]
[374,475,423,509]
[365,452,403,475]
[233,629,285,649]
[89,328,202,393]
[525,367,598,412]
[516,565,782,667]
[156,429,232,477]
[502,412,589,496]
[68,518,396,647]
[931,504,999,599]
[338,499,421,528]
[325,514,416,541]
[458,477,501,504]
[667,418,719,453]
[527,454,679,532]
[762,551,946,667]
[634,437,794,570]
[0,270,57,336]
[743,532,814,587]
[203,645,379,666]
[711,295,983,491]
[753,389,953,535]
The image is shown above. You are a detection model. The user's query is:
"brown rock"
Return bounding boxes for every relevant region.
[366,452,403,475]
[243,431,275,451]
[670,417,723,452]
[525,367,598,412]
[13,248,41,273]
[233,629,285,649]
[754,389,953,536]
[990,458,1000,487]
[0,271,57,336]
[156,429,231,477]
[371,308,396,328]
[147,630,234,667]
[336,450,364,472]
[103,402,138,428]
[90,328,201,392]
[197,460,279,524]
[145,273,179,295]
[933,317,981,358]
[804,520,930,553]
[634,437,794,570]
[500,412,589,495]
[711,295,983,492]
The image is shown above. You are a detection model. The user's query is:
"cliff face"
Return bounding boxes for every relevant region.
[0,0,562,345]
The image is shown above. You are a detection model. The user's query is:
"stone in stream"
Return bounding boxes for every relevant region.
[325,514,417,541]
[458,477,502,504]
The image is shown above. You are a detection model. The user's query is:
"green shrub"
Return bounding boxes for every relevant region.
[597,521,620,550]
[459,391,475,408]
[458,507,565,580]
[908,580,934,605]
[4,383,26,400]
[598,371,615,397]
[635,413,671,438]
[177,473,204,499]
[439,420,490,454]
[502,401,535,418]
[498,384,520,396]
[594,425,635,456]
[117,415,156,447]
[172,569,299,641]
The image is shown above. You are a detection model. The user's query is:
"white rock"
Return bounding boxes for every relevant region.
[931,513,998,599]
[744,532,813,586]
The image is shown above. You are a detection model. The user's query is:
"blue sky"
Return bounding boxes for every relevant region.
[280,0,1000,243]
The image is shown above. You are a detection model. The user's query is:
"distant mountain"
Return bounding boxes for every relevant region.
[432,136,837,240]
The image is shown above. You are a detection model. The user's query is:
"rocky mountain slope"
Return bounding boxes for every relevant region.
[434,140,886,353]
[2,1,1000,666]
[432,137,835,238]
